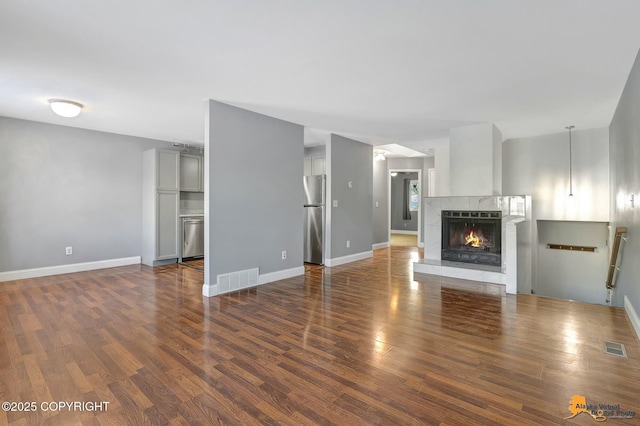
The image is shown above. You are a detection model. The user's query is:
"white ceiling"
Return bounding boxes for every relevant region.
[2,1,639,153]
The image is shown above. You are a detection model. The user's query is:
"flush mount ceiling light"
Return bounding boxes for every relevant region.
[374,151,387,161]
[49,99,83,118]
[565,125,575,196]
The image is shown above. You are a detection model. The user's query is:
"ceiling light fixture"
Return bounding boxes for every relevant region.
[565,125,575,196]
[374,151,386,162]
[49,99,83,118]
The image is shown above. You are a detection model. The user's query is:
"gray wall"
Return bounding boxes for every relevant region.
[390,172,418,231]
[372,154,388,245]
[537,221,609,304]
[503,127,609,301]
[503,128,609,221]
[0,116,172,272]
[327,134,372,258]
[204,101,303,284]
[609,49,640,312]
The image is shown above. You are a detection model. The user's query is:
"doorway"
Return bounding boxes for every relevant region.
[388,169,422,247]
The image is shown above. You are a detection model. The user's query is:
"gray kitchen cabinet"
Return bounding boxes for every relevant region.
[180,154,203,192]
[304,155,325,176]
[311,156,325,175]
[303,157,312,176]
[142,149,180,266]
[157,149,180,190]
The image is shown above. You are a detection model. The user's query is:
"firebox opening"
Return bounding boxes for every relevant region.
[441,210,502,267]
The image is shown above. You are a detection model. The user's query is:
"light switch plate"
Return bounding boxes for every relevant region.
[333,200,338,207]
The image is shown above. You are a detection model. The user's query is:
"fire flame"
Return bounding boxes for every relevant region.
[465,231,482,247]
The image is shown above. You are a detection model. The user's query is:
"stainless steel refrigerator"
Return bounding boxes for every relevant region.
[304,175,325,264]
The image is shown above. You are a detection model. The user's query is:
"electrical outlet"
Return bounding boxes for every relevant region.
[282,250,287,260]
[348,181,353,188]
[346,240,350,248]
[65,246,73,255]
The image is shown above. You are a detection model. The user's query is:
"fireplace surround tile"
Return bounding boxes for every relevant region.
[441,197,470,211]
[478,196,502,211]
[424,224,441,260]
[424,198,442,225]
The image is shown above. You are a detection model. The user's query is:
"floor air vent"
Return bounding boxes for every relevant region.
[603,341,627,358]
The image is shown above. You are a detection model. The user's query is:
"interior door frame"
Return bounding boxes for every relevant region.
[388,168,423,248]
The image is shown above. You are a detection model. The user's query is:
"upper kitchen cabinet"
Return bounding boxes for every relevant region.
[157,149,180,190]
[180,154,204,192]
[304,146,326,176]
[303,155,325,176]
[312,156,325,175]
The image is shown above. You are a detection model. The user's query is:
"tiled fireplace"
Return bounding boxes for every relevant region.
[414,195,530,295]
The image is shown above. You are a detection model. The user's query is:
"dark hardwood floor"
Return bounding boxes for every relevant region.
[1,247,639,425]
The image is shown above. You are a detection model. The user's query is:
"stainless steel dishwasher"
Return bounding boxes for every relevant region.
[182,217,204,259]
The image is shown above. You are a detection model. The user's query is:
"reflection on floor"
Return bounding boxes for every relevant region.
[179,258,204,271]
[390,232,418,246]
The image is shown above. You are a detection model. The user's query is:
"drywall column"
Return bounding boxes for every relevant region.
[372,149,388,246]
[433,146,450,196]
[326,134,373,266]
[449,123,502,196]
[203,101,304,297]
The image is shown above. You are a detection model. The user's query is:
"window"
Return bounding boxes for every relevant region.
[409,180,419,211]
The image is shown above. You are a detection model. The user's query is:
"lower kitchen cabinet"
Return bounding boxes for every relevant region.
[155,190,179,260]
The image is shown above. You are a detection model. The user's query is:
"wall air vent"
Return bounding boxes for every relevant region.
[218,268,259,294]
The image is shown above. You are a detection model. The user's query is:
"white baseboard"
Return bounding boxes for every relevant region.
[0,257,141,283]
[390,230,418,235]
[372,242,390,250]
[202,283,217,297]
[325,251,373,267]
[259,266,305,285]
[624,295,640,340]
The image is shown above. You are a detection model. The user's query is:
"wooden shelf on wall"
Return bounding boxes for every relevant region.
[547,244,597,252]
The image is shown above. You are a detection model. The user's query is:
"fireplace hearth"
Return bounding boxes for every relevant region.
[441,210,501,267]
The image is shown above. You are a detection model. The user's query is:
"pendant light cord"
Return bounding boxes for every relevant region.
[566,125,574,196]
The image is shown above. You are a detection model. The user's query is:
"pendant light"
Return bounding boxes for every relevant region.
[565,125,575,196]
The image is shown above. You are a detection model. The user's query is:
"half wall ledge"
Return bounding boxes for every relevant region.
[414,258,506,287]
